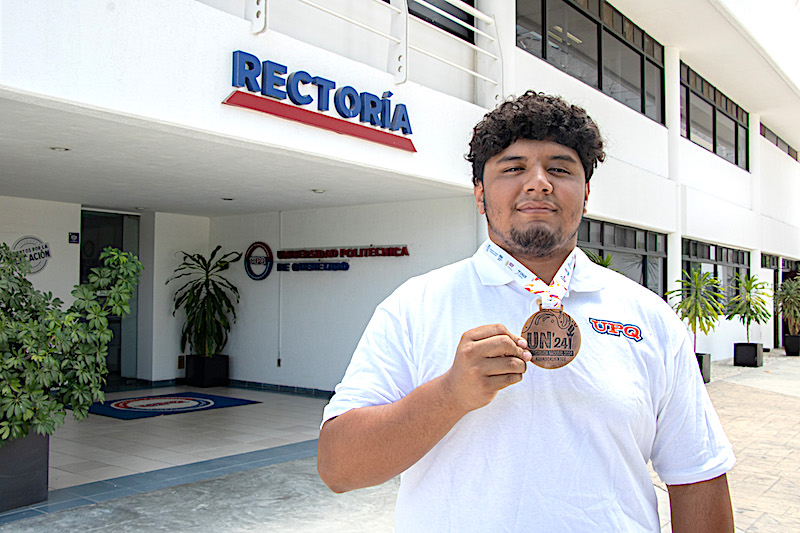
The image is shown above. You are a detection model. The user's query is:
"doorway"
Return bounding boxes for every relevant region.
[80,211,140,388]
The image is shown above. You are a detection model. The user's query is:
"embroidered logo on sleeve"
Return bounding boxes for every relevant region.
[589,318,643,342]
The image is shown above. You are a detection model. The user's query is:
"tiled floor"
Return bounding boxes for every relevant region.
[48,385,329,490]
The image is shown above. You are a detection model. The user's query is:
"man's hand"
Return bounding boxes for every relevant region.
[318,323,530,493]
[441,324,532,415]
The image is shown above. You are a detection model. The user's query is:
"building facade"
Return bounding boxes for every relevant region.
[1,0,799,391]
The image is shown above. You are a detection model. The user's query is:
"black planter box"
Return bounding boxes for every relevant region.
[0,432,48,513]
[785,335,800,357]
[695,353,711,384]
[734,343,763,367]
[185,354,229,387]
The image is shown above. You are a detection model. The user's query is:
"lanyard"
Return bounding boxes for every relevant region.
[482,240,577,309]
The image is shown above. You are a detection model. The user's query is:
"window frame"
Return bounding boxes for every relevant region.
[680,62,749,170]
[515,0,664,124]
[578,218,668,297]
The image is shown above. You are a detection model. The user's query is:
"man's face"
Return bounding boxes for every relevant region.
[474,139,589,260]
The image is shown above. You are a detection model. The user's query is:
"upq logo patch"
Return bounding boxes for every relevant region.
[589,318,643,342]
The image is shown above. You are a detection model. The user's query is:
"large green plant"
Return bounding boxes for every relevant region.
[726,273,771,343]
[666,268,726,353]
[0,244,142,446]
[167,245,242,358]
[775,277,800,336]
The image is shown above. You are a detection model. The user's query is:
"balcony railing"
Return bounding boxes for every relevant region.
[246,0,502,107]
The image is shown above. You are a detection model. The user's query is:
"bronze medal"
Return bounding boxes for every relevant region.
[521,308,581,369]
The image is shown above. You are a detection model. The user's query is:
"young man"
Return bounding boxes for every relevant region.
[318,91,735,532]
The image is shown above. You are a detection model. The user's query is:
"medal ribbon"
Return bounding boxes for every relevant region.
[482,241,577,309]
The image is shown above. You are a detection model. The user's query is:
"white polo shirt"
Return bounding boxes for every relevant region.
[323,243,735,532]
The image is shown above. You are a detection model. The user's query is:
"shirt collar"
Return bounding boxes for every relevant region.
[473,240,604,293]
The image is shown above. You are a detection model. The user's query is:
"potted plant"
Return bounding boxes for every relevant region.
[0,244,141,512]
[774,277,800,357]
[726,273,771,367]
[666,268,726,383]
[167,245,242,387]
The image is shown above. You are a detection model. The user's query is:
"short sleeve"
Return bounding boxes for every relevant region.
[650,332,736,485]
[321,292,417,427]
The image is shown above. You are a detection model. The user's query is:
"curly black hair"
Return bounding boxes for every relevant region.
[467,91,605,185]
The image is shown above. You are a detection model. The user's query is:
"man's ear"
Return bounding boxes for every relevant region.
[583,180,590,214]
[474,182,485,215]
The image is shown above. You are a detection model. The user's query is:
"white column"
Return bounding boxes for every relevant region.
[664,46,683,292]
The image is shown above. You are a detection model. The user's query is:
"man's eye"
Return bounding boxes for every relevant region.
[549,167,570,174]
[503,166,524,173]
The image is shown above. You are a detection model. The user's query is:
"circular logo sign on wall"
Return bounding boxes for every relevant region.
[244,241,274,280]
[12,235,51,274]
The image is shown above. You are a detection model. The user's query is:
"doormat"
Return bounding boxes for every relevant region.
[87,392,260,420]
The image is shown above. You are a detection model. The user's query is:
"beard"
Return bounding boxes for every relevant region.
[484,196,581,259]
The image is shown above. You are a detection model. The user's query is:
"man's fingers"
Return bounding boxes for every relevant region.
[483,354,528,377]
[486,372,524,390]
[463,324,520,343]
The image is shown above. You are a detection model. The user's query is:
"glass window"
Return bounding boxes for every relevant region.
[689,95,714,151]
[589,221,602,243]
[680,86,687,137]
[573,0,599,15]
[644,60,662,123]
[547,0,599,88]
[646,256,664,295]
[602,31,641,111]
[737,124,748,169]
[715,111,736,164]
[615,252,644,284]
[516,0,543,58]
[410,0,474,43]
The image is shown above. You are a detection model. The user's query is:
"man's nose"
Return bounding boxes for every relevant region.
[523,167,553,194]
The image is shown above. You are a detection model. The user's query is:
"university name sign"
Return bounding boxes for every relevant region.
[223,50,416,152]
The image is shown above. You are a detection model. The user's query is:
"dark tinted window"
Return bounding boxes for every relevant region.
[547,0,599,87]
[602,31,641,111]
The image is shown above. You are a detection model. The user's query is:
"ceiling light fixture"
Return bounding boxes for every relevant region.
[49,147,70,152]
[221,197,234,201]
[311,188,325,194]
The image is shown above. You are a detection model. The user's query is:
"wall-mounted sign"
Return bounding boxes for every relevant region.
[68,232,80,244]
[244,241,274,280]
[12,235,51,274]
[276,245,409,273]
[277,245,410,260]
[223,50,416,152]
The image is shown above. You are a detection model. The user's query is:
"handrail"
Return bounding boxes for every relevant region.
[440,0,493,25]
[276,0,502,105]
[411,0,494,41]
[294,0,401,43]
[410,16,497,60]
[409,44,497,84]
[367,0,402,13]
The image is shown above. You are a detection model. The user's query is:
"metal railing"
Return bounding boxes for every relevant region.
[247,0,503,107]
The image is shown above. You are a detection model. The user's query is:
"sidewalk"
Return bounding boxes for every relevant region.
[1,352,798,532]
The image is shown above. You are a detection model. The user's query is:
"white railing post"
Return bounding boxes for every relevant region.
[389,0,409,84]
[246,0,268,34]
[475,13,502,108]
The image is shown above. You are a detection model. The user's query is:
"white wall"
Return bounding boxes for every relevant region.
[0,196,80,302]
[208,212,281,387]
[209,196,478,390]
[760,138,800,258]
[147,212,210,381]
